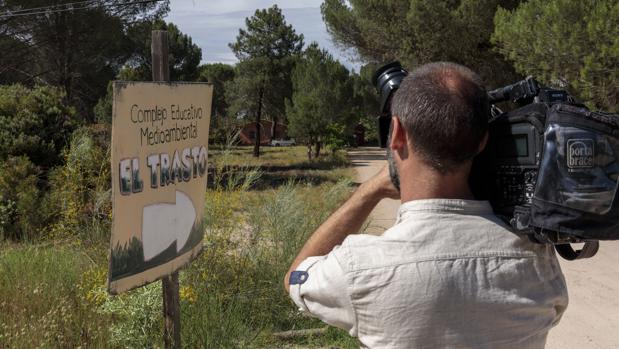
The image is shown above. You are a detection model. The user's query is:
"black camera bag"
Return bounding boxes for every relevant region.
[515,104,619,259]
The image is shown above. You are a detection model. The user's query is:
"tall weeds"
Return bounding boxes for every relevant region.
[181,177,353,347]
[0,143,356,348]
[46,127,112,243]
[0,246,111,347]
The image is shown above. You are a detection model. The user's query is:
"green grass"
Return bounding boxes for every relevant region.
[209,145,352,190]
[0,147,359,348]
[209,146,348,170]
[0,244,112,347]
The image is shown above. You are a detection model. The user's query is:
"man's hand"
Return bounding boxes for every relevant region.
[284,164,400,293]
[369,165,400,200]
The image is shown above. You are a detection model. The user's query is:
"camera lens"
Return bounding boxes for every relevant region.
[373,62,408,148]
[372,61,408,115]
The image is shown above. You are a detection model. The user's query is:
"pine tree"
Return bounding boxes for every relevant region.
[227,5,304,157]
[0,0,170,119]
[287,43,353,159]
[493,0,619,110]
[321,0,523,87]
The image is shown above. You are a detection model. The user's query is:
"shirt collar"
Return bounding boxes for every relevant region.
[396,199,493,223]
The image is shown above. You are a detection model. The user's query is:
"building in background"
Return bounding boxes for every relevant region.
[239,120,288,145]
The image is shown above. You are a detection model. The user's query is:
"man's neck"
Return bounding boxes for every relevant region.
[398,162,474,203]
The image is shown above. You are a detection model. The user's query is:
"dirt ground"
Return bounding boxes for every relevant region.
[349,147,619,349]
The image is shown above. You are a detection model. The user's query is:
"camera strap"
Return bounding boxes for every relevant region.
[554,242,600,260]
[511,206,600,260]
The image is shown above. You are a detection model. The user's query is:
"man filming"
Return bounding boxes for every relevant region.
[285,62,568,348]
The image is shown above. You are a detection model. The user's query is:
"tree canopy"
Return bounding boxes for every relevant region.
[0,0,170,118]
[227,5,304,157]
[493,0,619,110]
[123,20,203,82]
[349,64,381,143]
[198,63,236,119]
[197,63,236,143]
[0,84,77,169]
[92,20,202,124]
[321,0,523,87]
[287,43,353,159]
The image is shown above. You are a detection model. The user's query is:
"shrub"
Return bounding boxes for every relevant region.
[0,84,77,169]
[94,82,113,124]
[46,127,111,241]
[0,156,45,240]
[326,122,351,153]
[77,262,163,349]
[98,281,163,348]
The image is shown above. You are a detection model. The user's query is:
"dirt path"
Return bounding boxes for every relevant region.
[546,247,619,349]
[349,147,619,349]
[348,147,400,235]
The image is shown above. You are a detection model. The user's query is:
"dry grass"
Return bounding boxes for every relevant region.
[210,145,349,170]
[0,146,359,348]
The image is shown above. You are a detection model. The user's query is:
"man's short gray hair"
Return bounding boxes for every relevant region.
[391,62,490,173]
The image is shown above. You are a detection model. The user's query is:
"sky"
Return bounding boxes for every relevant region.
[164,0,361,71]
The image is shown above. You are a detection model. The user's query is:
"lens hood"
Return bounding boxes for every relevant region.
[372,61,408,114]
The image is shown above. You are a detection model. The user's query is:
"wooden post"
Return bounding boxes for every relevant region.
[162,272,181,349]
[152,30,170,82]
[151,30,181,349]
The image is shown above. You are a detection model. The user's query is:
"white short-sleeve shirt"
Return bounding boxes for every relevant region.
[288,199,568,349]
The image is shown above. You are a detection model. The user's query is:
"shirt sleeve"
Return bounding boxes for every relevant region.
[288,246,357,336]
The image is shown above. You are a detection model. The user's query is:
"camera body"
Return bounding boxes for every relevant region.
[373,62,619,259]
[469,78,572,223]
[372,64,576,234]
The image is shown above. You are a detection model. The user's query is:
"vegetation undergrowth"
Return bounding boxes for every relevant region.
[0,145,359,348]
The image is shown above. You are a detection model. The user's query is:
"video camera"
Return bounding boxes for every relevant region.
[372,62,619,260]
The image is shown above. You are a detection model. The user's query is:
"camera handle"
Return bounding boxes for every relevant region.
[488,76,540,104]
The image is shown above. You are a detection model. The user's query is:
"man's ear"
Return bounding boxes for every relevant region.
[390,116,407,150]
[477,131,489,154]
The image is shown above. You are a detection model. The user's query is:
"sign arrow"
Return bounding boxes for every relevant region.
[141,190,196,261]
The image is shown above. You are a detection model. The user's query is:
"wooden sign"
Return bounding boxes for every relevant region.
[108,81,213,294]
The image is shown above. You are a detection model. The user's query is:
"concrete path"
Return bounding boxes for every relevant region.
[348,147,619,349]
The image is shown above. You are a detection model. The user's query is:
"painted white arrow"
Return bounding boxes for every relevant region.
[141,190,196,261]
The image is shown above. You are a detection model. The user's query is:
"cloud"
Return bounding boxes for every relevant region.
[169,0,324,15]
[167,9,250,64]
[165,1,361,71]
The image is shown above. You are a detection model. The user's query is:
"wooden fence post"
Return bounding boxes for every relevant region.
[151,29,181,349]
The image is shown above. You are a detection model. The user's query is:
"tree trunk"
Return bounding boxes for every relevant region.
[314,141,321,158]
[254,84,265,158]
[307,144,313,160]
[270,114,278,143]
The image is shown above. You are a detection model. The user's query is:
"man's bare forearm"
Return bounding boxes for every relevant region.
[284,168,397,292]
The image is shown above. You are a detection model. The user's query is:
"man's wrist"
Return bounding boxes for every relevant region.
[358,165,400,202]
[357,179,386,206]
